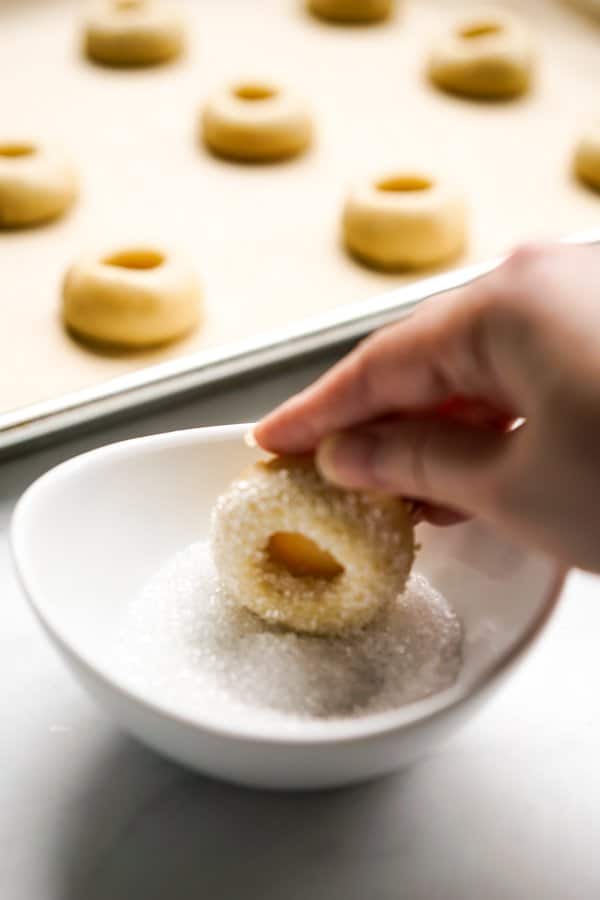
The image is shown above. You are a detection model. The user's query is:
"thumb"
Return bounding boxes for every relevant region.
[316,418,513,516]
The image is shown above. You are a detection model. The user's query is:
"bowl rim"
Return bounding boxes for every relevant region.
[10,424,566,746]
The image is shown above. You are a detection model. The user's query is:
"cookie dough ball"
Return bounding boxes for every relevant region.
[307,0,394,24]
[62,245,202,349]
[83,0,185,67]
[343,171,467,271]
[211,456,415,636]
[574,123,600,191]
[0,142,77,228]
[428,8,534,100]
[201,81,313,163]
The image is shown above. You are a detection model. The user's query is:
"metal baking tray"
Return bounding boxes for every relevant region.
[2,226,598,457]
[2,0,600,455]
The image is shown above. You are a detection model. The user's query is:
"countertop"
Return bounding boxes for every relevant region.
[2,353,600,900]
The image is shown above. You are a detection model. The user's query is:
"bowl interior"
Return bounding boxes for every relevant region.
[12,424,561,742]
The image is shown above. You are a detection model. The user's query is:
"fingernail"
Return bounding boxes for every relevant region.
[317,431,377,487]
[244,426,257,448]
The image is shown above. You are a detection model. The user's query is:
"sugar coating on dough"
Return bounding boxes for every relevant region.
[343,171,467,271]
[211,456,416,636]
[428,8,534,100]
[84,0,185,67]
[0,141,77,228]
[201,81,313,163]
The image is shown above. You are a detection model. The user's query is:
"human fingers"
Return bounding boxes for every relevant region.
[254,277,520,455]
[315,417,514,516]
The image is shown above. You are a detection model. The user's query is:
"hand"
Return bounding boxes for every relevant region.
[255,243,600,572]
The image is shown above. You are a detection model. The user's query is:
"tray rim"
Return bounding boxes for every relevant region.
[2,226,599,456]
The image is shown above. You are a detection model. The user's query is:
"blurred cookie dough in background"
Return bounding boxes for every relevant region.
[0,141,77,228]
[428,8,534,100]
[343,171,468,271]
[201,81,313,163]
[83,0,185,67]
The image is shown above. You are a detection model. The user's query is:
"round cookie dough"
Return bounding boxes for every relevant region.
[307,0,394,24]
[0,142,77,228]
[428,8,534,100]
[343,171,467,270]
[62,245,202,349]
[201,81,313,163]
[211,456,415,636]
[83,0,185,67]
[574,123,600,191]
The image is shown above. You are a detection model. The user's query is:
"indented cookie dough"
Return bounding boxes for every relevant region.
[428,8,534,100]
[574,123,600,191]
[307,0,394,23]
[83,0,185,67]
[201,81,313,163]
[62,245,202,349]
[211,456,416,636]
[343,171,467,270]
[0,142,77,228]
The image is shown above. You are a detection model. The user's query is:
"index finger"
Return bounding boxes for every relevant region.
[254,292,466,454]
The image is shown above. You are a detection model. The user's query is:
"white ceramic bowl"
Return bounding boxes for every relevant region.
[11,424,564,790]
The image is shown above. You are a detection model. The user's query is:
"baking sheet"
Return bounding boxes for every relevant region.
[1,0,600,437]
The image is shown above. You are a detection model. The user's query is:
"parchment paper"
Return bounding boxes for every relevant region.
[1,0,599,412]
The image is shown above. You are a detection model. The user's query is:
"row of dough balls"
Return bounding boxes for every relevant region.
[0,151,466,351]
[4,138,597,355]
[1,123,600,352]
[310,0,600,23]
[82,0,600,73]
[82,0,396,67]
[86,0,536,102]
[1,79,599,216]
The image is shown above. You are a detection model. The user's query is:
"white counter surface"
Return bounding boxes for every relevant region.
[2,355,600,900]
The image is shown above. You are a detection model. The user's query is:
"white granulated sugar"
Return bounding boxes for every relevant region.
[113,541,463,726]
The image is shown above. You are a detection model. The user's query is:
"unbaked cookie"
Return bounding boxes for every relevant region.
[62,245,201,349]
[201,81,313,163]
[574,123,600,191]
[0,141,77,228]
[307,0,394,24]
[211,456,415,636]
[428,8,534,100]
[343,171,467,270]
[83,0,185,67]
